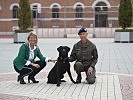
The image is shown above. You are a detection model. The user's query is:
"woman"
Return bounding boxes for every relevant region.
[13,31,54,84]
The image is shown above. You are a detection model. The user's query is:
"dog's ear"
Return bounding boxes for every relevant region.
[65,46,70,52]
[57,46,62,52]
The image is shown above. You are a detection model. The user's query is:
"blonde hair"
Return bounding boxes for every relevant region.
[27,31,38,44]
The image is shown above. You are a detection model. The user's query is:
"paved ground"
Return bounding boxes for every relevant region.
[0,38,133,100]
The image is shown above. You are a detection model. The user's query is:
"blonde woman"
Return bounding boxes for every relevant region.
[13,31,53,84]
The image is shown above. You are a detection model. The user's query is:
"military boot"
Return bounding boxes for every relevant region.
[76,74,82,83]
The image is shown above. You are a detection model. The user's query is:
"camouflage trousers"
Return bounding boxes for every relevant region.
[74,62,96,84]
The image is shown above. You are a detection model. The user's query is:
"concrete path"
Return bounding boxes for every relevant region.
[0,72,133,100]
[0,72,124,100]
[0,38,133,100]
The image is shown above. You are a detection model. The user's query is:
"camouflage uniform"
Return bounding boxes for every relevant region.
[69,39,98,84]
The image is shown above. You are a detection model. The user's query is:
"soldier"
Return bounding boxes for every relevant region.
[69,27,98,84]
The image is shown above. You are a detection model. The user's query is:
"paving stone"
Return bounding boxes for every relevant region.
[0,74,123,100]
[1,38,133,100]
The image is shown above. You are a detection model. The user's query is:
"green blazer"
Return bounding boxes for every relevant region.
[13,43,46,70]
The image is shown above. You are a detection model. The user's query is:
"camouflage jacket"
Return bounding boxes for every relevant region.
[69,39,98,67]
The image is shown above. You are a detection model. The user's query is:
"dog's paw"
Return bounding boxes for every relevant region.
[57,84,60,87]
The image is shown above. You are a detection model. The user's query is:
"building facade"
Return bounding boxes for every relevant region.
[0,0,132,37]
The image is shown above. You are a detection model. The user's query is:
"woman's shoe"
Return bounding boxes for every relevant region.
[17,75,26,84]
[17,75,21,82]
[20,77,26,84]
[28,76,39,83]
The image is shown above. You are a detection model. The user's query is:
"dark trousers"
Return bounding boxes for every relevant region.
[14,61,46,78]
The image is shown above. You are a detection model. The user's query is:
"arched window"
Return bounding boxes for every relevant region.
[32,5,39,18]
[52,5,59,18]
[75,4,83,18]
[95,2,108,12]
[13,6,19,18]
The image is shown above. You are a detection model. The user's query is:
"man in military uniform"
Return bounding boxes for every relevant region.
[69,27,98,84]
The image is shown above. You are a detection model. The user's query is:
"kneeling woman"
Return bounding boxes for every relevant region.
[13,31,53,84]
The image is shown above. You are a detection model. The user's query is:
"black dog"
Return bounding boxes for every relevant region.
[47,46,76,86]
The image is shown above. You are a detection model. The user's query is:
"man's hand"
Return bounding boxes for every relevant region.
[87,66,94,73]
[31,63,40,68]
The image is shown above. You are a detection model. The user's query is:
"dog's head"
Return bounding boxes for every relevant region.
[57,46,70,58]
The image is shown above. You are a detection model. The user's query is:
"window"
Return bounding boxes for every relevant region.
[95,2,108,12]
[52,5,59,18]
[75,4,83,18]
[32,5,39,18]
[13,6,18,18]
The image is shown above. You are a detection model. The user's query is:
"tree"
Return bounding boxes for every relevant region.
[18,0,32,32]
[118,0,132,30]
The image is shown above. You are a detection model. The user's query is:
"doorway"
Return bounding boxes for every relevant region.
[95,2,108,27]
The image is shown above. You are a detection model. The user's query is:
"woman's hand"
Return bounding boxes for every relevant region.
[31,63,40,68]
